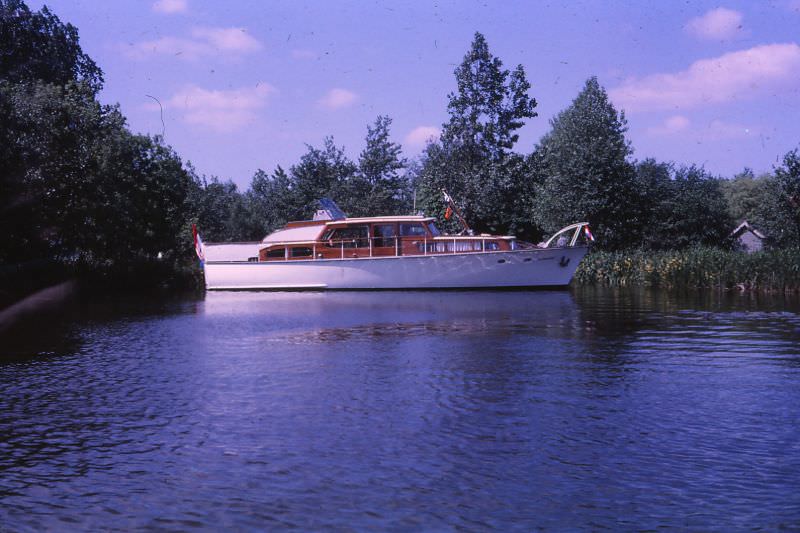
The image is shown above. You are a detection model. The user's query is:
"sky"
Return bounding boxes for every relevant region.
[28,0,800,189]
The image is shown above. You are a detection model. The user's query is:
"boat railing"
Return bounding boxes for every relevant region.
[261,235,512,261]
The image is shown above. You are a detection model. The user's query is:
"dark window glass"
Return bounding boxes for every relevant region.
[266,248,286,259]
[291,247,313,258]
[329,226,369,248]
[399,223,426,237]
[427,222,441,236]
[373,224,397,247]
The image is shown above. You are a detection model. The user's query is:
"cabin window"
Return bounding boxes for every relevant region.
[399,223,426,237]
[373,224,397,247]
[265,247,286,259]
[485,241,499,251]
[291,247,313,258]
[427,222,441,237]
[327,225,369,248]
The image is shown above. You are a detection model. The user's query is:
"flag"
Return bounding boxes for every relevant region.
[192,224,205,262]
[445,206,453,220]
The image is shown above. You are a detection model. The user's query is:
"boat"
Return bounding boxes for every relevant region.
[195,199,593,290]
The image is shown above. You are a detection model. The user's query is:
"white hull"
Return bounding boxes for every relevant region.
[203,247,588,290]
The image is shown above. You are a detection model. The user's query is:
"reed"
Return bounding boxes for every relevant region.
[574,247,800,291]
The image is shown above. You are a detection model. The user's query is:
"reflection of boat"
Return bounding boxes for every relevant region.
[197,200,592,290]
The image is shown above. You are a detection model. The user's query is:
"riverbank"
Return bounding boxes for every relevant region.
[0,259,202,344]
[574,247,800,291]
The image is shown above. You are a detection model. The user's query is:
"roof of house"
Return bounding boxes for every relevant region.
[730,221,766,240]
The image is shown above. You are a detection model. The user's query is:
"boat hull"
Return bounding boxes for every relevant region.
[203,247,588,290]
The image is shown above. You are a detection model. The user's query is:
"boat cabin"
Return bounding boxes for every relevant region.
[257,216,516,262]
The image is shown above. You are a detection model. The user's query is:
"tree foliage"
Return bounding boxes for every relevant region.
[414,32,538,237]
[0,80,195,271]
[0,0,103,93]
[343,116,409,217]
[533,77,639,250]
[442,32,537,159]
[719,168,766,223]
[1,1,196,291]
[646,166,732,250]
[754,149,800,248]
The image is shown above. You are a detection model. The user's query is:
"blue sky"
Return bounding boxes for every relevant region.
[30,0,800,188]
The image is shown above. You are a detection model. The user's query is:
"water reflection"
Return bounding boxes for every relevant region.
[1,288,799,529]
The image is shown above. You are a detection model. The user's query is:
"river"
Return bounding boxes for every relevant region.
[1,288,799,530]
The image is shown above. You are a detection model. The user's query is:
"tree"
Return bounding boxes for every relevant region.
[415,32,538,236]
[246,166,296,237]
[245,138,357,232]
[442,32,537,159]
[289,137,357,217]
[0,0,103,93]
[753,148,800,248]
[0,79,197,276]
[188,176,259,243]
[342,115,409,217]
[648,166,732,249]
[532,77,639,250]
[633,158,673,249]
[0,81,111,264]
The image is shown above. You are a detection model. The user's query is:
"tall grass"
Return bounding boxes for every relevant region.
[574,247,800,291]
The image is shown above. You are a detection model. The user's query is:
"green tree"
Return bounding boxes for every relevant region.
[442,32,537,159]
[0,81,110,263]
[532,77,639,250]
[754,148,800,248]
[719,168,767,223]
[0,0,103,93]
[342,116,409,217]
[290,137,357,217]
[247,165,301,234]
[415,32,538,236]
[649,166,732,249]
[245,138,357,233]
[188,176,260,242]
[0,80,196,275]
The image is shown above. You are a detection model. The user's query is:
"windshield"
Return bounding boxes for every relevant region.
[427,222,441,236]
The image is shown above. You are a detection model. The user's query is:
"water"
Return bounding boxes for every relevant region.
[1,288,799,530]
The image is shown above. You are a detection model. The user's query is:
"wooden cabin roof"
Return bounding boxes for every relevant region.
[325,215,436,226]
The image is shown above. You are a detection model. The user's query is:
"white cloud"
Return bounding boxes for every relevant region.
[148,83,276,133]
[404,126,440,148]
[701,119,758,141]
[610,43,800,112]
[191,27,262,53]
[127,36,207,60]
[126,27,263,60]
[152,0,188,14]
[291,49,316,60]
[685,8,743,40]
[646,115,757,141]
[647,115,690,136]
[317,88,358,110]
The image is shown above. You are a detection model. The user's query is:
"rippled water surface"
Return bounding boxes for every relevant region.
[2,288,800,530]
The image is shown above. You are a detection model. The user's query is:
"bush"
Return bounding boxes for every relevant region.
[574,246,800,291]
